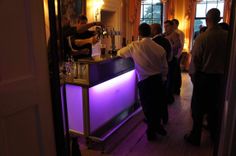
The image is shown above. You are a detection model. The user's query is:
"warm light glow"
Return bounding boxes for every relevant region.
[94,0,104,8]
[43,0,50,43]
[54,0,58,16]
[181,19,189,52]
[93,0,104,21]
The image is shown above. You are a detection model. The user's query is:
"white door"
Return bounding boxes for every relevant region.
[0,0,56,156]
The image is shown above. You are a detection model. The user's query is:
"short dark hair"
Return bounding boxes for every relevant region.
[78,14,88,23]
[172,19,179,26]
[206,8,221,24]
[164,20,174,25]
[139,23,151,37]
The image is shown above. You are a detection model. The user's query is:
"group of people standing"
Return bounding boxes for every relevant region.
[118,8,228,146]
[118,18,184,141]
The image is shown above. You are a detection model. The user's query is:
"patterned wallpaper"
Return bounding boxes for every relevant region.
[61,0,83,25]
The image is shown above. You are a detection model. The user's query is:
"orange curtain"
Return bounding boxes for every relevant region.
[185,0,197,51]
[224,0,232,23]
[129,0,141,40]
[164,0,175,21]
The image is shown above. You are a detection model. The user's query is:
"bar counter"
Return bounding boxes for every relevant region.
[64,54,141,142]
[66,54,135,86]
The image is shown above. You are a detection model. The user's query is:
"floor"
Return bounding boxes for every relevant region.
[79,73,214,156]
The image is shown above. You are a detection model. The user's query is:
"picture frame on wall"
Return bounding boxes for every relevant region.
[61,0,86,26]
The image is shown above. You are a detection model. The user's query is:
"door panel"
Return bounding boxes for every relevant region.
[0,0,56,155]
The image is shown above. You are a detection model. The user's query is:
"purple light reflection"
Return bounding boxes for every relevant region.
[89,70,137,133]
[66,84,84,134]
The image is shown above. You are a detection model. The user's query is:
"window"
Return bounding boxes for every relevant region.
[140,0,163,25]
[194,0,224,34]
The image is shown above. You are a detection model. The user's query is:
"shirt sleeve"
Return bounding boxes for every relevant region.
[117,43,133,58]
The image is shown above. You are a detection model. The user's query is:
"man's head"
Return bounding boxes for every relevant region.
[206,8,221,26]
[172,19,179,29]
[78,14,88,25]
[164,20,174,34]
[150,23,162,37]
[139,23,151,37]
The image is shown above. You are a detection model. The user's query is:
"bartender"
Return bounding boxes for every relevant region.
[70,14,103,59]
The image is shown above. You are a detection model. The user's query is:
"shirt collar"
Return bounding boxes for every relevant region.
[152,34,162,39]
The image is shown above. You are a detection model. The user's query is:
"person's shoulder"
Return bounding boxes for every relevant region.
[152,40,166,50]
[174,31,180,37]
[178,29,184,34]
[218,27,228,35]
[152,35,160,42]
[156,36,171,44]
[160,35,170,42]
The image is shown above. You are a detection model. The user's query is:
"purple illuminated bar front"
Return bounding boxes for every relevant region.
[65,70,137,135]
[64,56,138,138]
[66,84,84,134]
[89,70,136,133]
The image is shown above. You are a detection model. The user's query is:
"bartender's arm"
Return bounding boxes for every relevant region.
[74,36,99,47]
[117,43,133,58]
[77,21,103,33]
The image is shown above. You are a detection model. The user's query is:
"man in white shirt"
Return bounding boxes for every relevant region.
[172,19,185,57]
[118,23,168,141]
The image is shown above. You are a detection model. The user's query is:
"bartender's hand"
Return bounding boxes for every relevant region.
[91,36,99,44]
[93,21,103,27]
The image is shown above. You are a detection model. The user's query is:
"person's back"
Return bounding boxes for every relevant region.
[185,8,228,146]
[192,25,228,74]
[124,38,167,81]
[151,23,172,62]
[118,23,167,81]
[118,23,168,141]
[153,36,171,61]
[151,23,172,120]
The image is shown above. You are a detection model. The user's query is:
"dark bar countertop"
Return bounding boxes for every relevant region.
[66,54,135,87]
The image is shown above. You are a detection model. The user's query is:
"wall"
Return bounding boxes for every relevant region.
[86,0,123,49]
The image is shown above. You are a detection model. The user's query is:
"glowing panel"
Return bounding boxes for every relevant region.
[89,70,137,133]
[66,84,84,133]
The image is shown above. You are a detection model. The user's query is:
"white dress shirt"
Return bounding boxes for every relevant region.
[117,37,168,82]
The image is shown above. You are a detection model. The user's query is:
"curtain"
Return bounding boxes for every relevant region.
[129,0,141,40]
[185,0,197,51]
[163,0,175,21]
[224,0,232,23]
